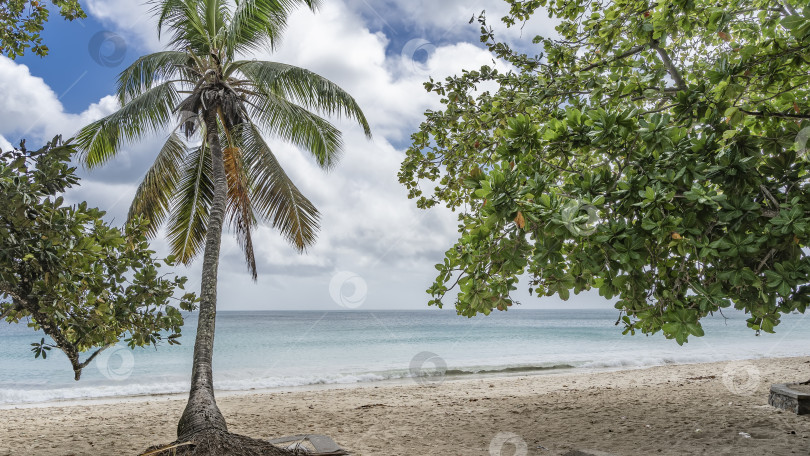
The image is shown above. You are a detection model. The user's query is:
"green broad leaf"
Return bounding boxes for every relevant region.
[686,323,705,337]
[791,22,810,40]
[739,45,758,60]
[641,218,658,231]
[558,287,570,301]
[474,188,491,198]
[723,107,739,117]
[400,0,810,350]
[724,84,744,100]
[781,15,806,30]
[728,110,745,127]
[662,322,681,335]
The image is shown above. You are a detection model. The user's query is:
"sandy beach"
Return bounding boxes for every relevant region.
[1,356,809,455]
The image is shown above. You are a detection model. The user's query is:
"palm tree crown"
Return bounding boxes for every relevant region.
[77,0,371,279]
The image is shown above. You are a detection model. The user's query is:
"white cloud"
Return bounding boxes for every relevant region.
[345,0,559,48]
[0,57,69,141]
[0,134,12,152]
[0,57,120,144]
[83,0,162,52]
[0,0,605,311]
[264,4,509,143]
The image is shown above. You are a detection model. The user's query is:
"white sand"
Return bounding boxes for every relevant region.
[1,356,809,455]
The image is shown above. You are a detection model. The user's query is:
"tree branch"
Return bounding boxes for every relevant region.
[78,344,112,372]
[778,1,798,16]
[26,305,89,381]
[0,283,27,308]
[650,42,686,91]
[756,248,778,274]
[739,109,810,119]
[0,306,17,320]
[760,185,780,208]
[579,44,648,73]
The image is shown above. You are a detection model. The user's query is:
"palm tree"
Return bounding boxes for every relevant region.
[75,0,370,443]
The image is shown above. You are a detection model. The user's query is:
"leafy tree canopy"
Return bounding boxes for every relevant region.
[400,0,810,344]
[0,137,197,380]
[0,0,86,59]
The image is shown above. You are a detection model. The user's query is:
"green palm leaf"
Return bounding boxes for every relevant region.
[236,60,370,137]
[226,0,319,56]
[240,122,319,251]
[153,0,211,53]
[117,51,194,104]
[129,133,187,237]
[76,81,180,168]
[168,143,214,264]
[245,90,343,170]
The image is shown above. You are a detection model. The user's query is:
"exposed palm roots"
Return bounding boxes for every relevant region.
[141,430,306,456]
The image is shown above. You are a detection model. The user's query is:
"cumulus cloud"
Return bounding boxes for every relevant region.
[0,57,70,141]
[83,0,161,52]
[0,57,120,144]
[344,0,559,53]
[0,0,600,311]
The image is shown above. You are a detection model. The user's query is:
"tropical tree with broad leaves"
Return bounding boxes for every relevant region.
[401,1,810,346]
[0,0,86,58]
[75,0,370,451]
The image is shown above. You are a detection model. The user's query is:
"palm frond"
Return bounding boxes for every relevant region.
[226,0,321,57]
[223,142,258,279]
[226,0,296,56]
[205,0,221,38]
[76,82,181,168]
[129,133,188,237]
[153,0,185,35]
[236,60,371,137]
[245,91,343,170]
[168,143,214,264]
[240,122,319,251]
[117,51,195,104]
[154,0,211,53]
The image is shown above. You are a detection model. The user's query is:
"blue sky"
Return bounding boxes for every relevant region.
[16,12,124,112]
[0,0,607,312]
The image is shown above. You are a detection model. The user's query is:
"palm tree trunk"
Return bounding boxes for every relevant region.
[177,110,229,440]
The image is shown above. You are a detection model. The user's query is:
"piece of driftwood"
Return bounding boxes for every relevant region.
[267,434,349,455]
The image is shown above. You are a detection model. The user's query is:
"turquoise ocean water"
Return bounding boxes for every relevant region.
[1,309,808,405]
